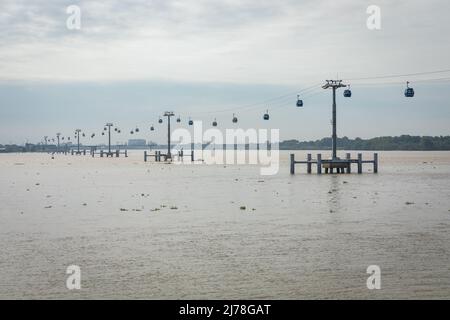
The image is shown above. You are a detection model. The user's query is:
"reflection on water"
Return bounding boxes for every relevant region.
[327,176,343,214]
[0,151,449,299]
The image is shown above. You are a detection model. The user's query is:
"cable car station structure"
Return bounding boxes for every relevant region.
[290,80,379,175]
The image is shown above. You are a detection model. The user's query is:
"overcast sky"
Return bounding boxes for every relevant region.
[1,0,449,144]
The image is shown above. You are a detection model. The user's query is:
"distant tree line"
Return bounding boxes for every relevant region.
[2,135,450,152]
[279,135,450,151]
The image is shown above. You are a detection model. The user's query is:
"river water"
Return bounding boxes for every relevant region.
[0,150,449,299]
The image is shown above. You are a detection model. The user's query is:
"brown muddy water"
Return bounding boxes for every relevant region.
[0,151,449,299]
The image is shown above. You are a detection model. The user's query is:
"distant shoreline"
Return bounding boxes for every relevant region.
[1,135,450,153]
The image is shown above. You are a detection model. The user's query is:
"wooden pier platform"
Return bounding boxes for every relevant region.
[290,153,378,174]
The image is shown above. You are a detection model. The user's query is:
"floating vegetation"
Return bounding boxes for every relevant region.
[240,206,246,210]
[405,202,415,205]
[120,208,128,212]
[170,206,178,210]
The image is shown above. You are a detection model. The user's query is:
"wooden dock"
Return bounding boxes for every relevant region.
[290,153,378,174]
[144,150,195,162]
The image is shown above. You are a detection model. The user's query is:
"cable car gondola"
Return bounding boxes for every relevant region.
[296,95,303,107]
[343,85,352,98]
[177,117,181,123]
[263,110,270,120]
[135,126,139,133]
[188,118,193,126]
[150,125,154,131]
[130,131,134,135]
[404,81,415,97]
[212,118,218,127]
[158,117,163,124]
[232,114,238,123]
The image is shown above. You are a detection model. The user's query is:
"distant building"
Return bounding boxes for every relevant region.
[128,139,146,147]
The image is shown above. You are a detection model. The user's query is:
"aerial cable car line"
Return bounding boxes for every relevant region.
[186,70,446,117]
[195,85,324,119]
[192,70,449,116]
[345,76,450,87]
[68,70,444,137]
[141,87,323,131]
[344,68,450,81]
[188,82,322,116]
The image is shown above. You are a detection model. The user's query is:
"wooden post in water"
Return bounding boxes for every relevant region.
[317,154,322,174]
[374,153,378,173]
[144,151,147,162]
[307,154,312,174]
[290,154,295,175]
[191,150,194,162]
[100,150,104,158]
[346,153,351,173]
[358,153,362,174]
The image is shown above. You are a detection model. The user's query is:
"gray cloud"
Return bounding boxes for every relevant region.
[0,0,449,84]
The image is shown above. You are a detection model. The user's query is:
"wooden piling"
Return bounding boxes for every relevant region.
[357,153,362,174]
[191,150,194,162]
[100,150,104,158]
[144,151,147,162]
[307,154,312,174]
[346,153,351,173]
[290,154,295,175]
[374,153,378,173]
[317,154,322,174]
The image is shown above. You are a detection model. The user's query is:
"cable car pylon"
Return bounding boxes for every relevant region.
[322,80,347,160]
